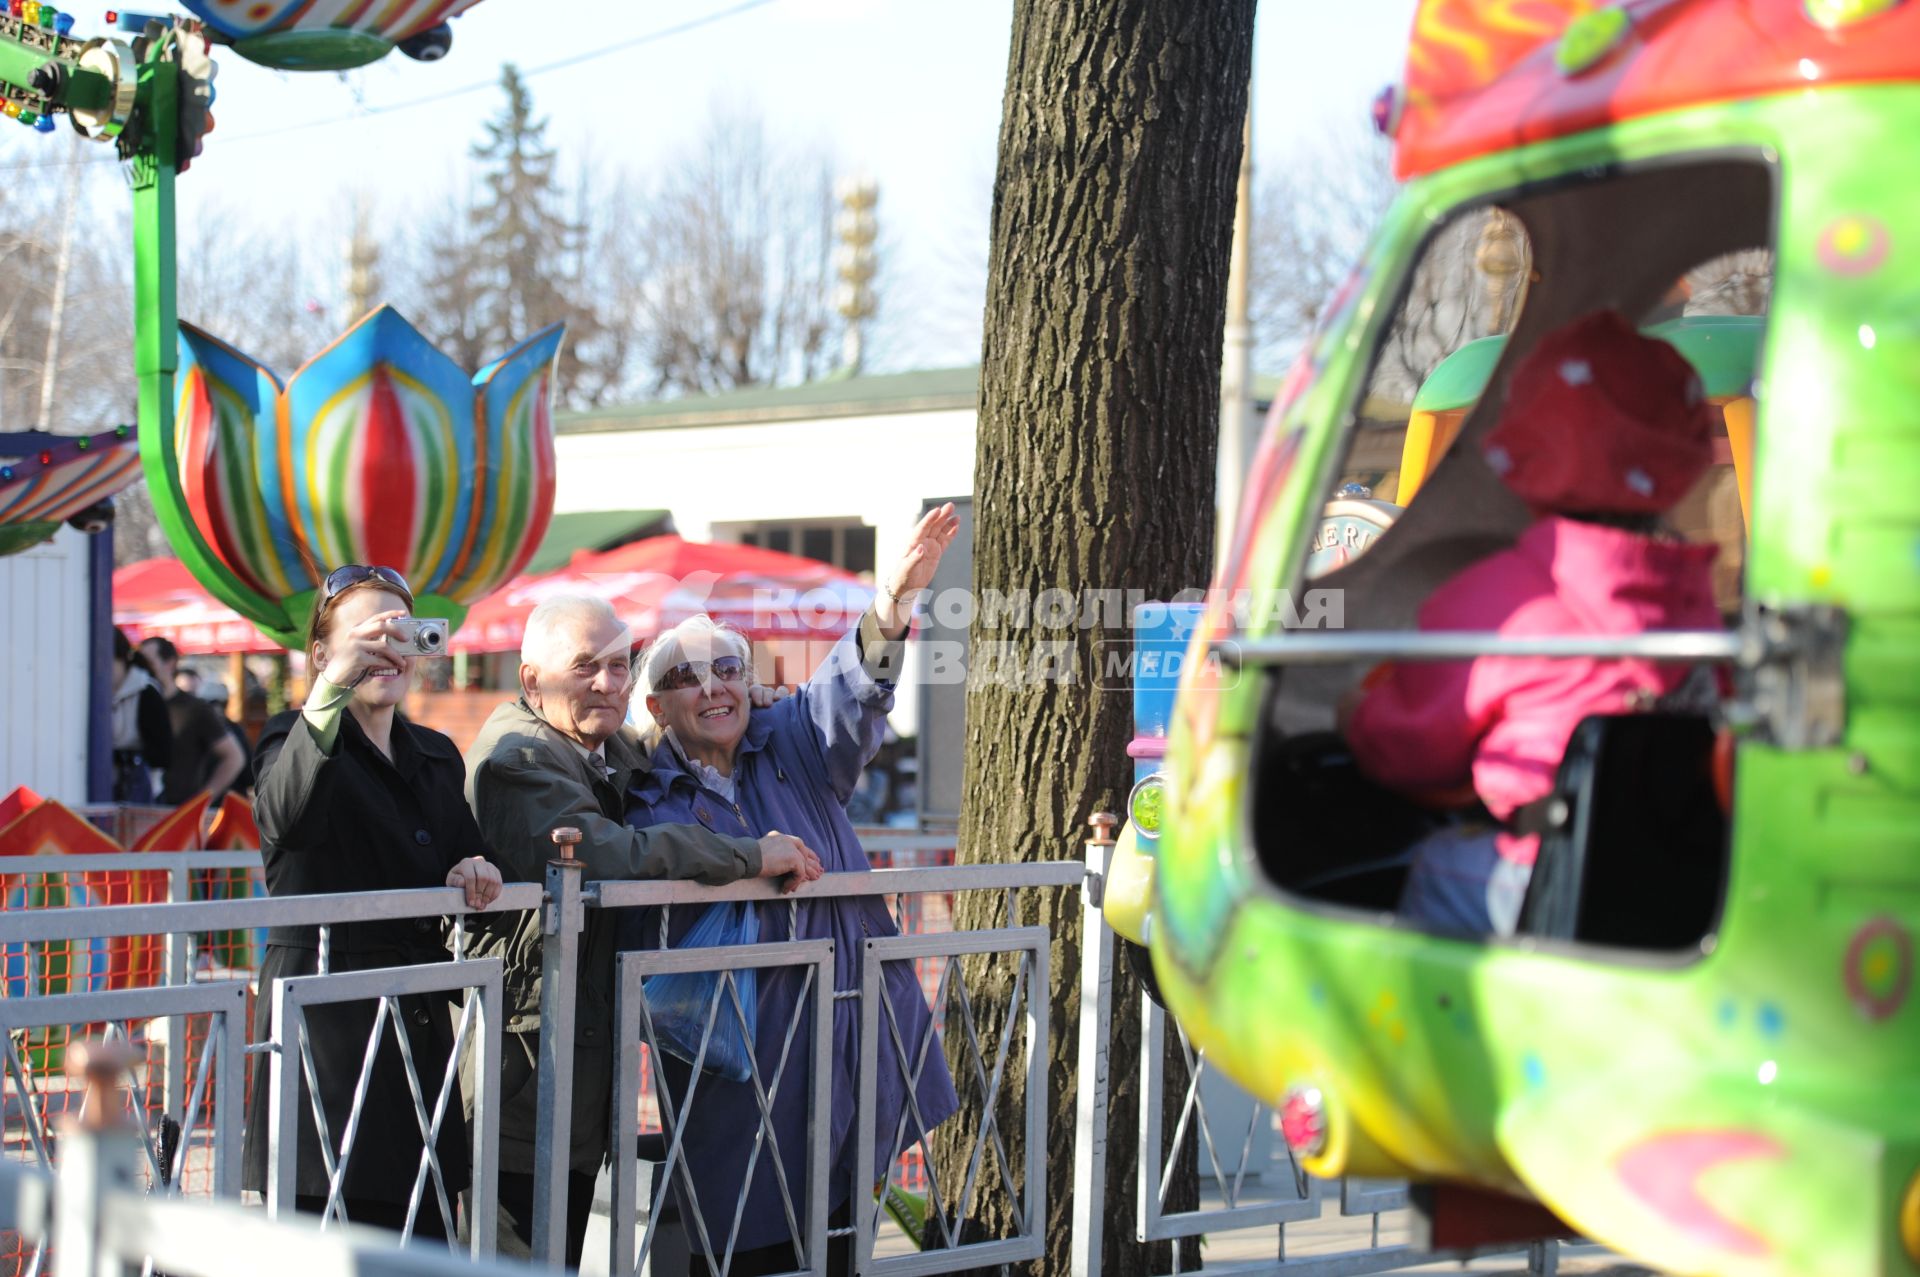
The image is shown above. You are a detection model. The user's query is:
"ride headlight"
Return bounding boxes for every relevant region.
[1128,773,1166,842]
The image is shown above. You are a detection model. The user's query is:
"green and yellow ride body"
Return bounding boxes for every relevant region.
[1149,4,1920,1273]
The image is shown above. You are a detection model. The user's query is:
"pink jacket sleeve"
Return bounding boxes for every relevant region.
[1347,657,1489,793]
[1344,555,1533,794]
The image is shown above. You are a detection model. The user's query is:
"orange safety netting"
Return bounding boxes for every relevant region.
[0,788,264,1274]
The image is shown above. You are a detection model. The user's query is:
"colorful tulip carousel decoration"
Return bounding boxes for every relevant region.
[0,0,558,648]
[164,311,564,649]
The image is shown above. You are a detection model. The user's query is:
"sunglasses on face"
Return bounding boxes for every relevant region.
[322,563,413,605]
[654,654,746,692]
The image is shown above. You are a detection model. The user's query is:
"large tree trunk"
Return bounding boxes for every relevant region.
[933,3,1256,1275]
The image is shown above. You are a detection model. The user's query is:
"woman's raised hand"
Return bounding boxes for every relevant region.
[320,609,410,689]
[748,684,792,709]
[877,503,961,635]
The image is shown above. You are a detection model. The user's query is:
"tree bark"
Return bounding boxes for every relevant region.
[933,3,1256,1274]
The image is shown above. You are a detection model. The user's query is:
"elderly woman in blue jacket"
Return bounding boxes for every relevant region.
[623,504,961,1276]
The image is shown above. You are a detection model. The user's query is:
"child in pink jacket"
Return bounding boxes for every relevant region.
[1344,310,1722,936]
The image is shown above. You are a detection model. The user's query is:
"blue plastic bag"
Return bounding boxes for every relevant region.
[641,901,760,1083]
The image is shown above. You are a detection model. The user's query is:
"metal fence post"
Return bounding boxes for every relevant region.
[266,975,301,1221]
[53,1039,143,1277]
[468,963,505,1261]
[163,862,191,1134]
[531,827,583,1269]
[1069,813,1118,1277]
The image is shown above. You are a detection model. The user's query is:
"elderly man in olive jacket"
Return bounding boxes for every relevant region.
[461,594,822,1263]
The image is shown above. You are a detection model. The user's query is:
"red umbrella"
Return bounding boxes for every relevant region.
[113,557,204,613]
[113,558,285,654]
[450,535,874,654]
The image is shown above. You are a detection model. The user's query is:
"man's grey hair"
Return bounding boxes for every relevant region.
[521,595,631,670]
[640,615,753,698]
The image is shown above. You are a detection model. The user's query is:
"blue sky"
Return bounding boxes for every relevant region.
[8,0,1419,370]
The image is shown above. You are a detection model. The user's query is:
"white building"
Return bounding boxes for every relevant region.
[554,367,980,582]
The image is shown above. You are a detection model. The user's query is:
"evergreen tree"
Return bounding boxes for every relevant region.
[423,65,610,405]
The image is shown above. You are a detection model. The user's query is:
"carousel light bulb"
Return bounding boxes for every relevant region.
[7,1,21,17]
[18,110,38,126]
[37,450,53,465]
[2,103,20,120]
[74,436,88,450]
[32,113,52,132]
[53,10,71,32]
[22,2,38,24]
[104,6,116,18]
[114,424,130,438]
[0,467,13,481]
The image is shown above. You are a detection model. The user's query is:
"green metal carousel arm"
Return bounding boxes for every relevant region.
[127,31,280,631]
[0,12,129,135]
[0,40,105,109]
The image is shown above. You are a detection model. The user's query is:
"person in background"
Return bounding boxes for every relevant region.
[244,564,504,1240]
[140,636,244,809]
[194,675,255,801]
[460,594,822,1264]
[110,628,172,803]
[623,504,963,1277]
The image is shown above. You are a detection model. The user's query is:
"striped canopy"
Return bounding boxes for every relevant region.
[0,426,143,558]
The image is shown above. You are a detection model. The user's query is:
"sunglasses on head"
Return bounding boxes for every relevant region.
[654,654,746,692]
[322,564,413,605]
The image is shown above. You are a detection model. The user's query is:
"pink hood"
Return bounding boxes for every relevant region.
[1347,516,1720,864]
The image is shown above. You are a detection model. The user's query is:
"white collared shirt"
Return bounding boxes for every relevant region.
[566,734,613,780]
[664,729,737,803]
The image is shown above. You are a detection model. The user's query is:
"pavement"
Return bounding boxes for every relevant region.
[576,1168,1660,1276]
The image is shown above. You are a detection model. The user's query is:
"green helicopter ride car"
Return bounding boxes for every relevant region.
[1139,3,1920,1276]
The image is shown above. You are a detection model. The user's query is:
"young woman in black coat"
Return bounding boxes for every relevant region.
[242,566,503,1240]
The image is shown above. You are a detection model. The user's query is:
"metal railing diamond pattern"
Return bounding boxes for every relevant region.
[611,939,835,1277]
[266,958,505,1256]
[856,927,1050,1277]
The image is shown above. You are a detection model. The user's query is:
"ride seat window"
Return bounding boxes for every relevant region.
[1253,157,1774,957]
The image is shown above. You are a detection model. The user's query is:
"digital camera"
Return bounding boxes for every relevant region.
[388,617,449,656]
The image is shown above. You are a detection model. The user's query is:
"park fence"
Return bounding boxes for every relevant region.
[0,827,1561,1276]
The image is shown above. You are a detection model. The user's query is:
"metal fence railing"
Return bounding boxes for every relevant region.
[610,939,835,1276]
[266,958,506,1247]
[0,872,541,1272]
[855,923,1052,1277]
[0,1133,539,1277]
[592,861,1076,1277]
[0,829,1573,1277]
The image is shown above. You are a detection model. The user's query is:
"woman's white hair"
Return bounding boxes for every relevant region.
[640,614,753,697]
[521,595,629,670]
